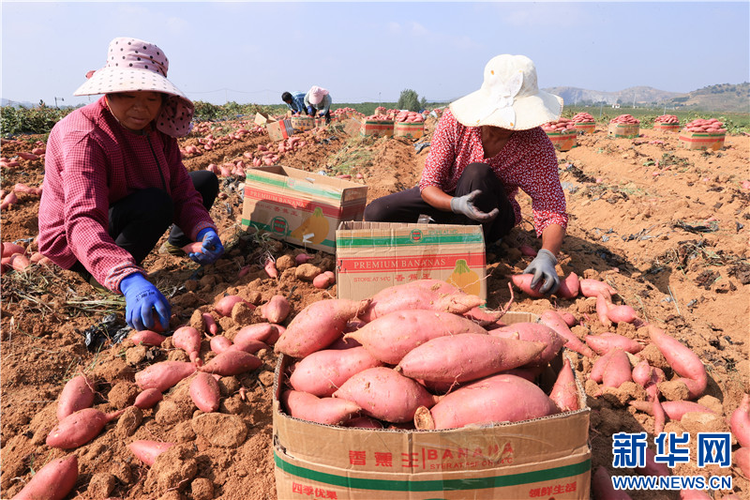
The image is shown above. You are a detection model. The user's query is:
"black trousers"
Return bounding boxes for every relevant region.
[71,171,219,277]
[363,163,516,245]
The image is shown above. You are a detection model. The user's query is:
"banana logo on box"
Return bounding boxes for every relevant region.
[290,207,329,244]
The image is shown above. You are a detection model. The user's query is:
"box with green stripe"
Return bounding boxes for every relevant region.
[273,318,591,500]
[335,221,486,300]
[241,166,368,254]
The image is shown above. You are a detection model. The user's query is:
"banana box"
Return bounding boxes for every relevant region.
[335,221,487,300]
[241,166,368,253]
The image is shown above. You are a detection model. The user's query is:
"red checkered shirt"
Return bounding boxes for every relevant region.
[419,109,568,236]
[38,97,215,292]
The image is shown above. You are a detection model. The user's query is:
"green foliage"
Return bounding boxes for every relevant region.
[397,89,421,112]
[1,104,72,136]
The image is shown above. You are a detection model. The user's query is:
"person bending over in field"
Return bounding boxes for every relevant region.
[38,37,224,332]
[304,86,333,124]
[363,54,568,295]
[282,91,308,115]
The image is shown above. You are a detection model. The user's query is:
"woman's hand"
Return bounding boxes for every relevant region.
[450,190,499,222]
[523,249,560,294]
[120,273,171,331]
[190,228,224,265]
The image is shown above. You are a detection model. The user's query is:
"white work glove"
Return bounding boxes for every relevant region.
[450,190,499,222]
[523,249,560,295]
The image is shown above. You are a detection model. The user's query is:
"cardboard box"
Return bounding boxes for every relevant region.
[394,121,425,139]
[254,112,270,127]
[361,119,394,137]
[545,130,577,151]
[678,130,726,151]
[607,123,640,138]
[291,116,314,133]
[335,221,486,300]
[343,117,363,137]
[653,123,680,132]
[273,314,592,500]
[241,166,368,253]
[573,121,596,134]
[266,119,294,142]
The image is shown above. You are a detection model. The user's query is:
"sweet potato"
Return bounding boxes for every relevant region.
[488,322,565,367]
[333,367,437,423]
[289,346,383,397]
[259,294,291,324]
[585,332,643,355]
[596,293,613,328]
[57,374,95,421]
[281,389,362,425]
[129,329,167,347]
[361,281,483,322]
[679,491,713,500]
[128,440,175,467]
[549,358,579,412]
[275,298,371,358]
[590,348,632,389]
[730,393,750,448]
[198,350,261,376]
[11,454,78,500]
[579,279,617,298]
[189,372,221,412]
[172,326,203,364]
[509,273,545,298]
[634,447,670,477]
[135,360,197,392]
[233,323,277,345]
[210,335,233,353]
[229,337,268,354]
[422,374,559,430]
[735,446,750,479]
[607,304,639,324]
[648,324,707,400]
[344,309,488,365]
[540,310,595,357]
[631,359,664,388]
[343,416,384,429]
[134,388,163,409]
[648,384,666,434]
[592,466,632,500]
[46,408,124,449]
[215,295,254,317]
[202,312,219,335]
[556,272,580,299]
[396,333,545,384]
[312,272,335,289]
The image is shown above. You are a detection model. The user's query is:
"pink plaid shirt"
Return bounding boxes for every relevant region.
[419,110,568,236]
[38,97,215,292]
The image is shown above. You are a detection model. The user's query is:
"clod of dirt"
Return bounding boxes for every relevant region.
[87,472,116,498]
[680,411,729,435]
[295,263,322,281]
[115,405,143,437]
[146,443,199,495]
[191,477,215,500]
[191,413,248,448]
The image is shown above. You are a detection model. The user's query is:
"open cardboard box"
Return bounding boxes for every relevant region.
[273,312,591,500]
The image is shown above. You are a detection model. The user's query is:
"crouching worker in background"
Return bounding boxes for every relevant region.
[363,54,569,295]
[38,37,224,332]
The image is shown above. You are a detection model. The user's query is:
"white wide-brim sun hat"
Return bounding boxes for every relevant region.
[74,37,194,137]
[449,54,563,131]
[308,86,329,105]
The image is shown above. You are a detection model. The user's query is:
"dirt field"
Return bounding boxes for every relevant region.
[1,114,748,500]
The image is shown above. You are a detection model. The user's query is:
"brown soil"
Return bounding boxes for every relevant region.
[1,116,748,500]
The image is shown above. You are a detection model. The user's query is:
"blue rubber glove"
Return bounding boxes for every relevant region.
[189,228,224,265]
[307,106,316,116]
[120,273,171,331]
[450,190,499,222]
[523,249,560,295]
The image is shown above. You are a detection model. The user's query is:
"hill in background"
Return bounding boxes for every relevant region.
[542,82,749,113]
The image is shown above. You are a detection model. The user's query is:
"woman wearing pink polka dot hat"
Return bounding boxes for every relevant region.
[38,37,224,332]
[364,54,567,295]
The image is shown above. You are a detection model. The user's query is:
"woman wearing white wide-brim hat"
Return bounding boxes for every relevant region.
[38,37,224,332]
[364,54,568,295]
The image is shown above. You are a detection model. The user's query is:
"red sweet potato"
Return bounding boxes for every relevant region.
[134,388,163,409]
[361,281,483,322]
[173,325,203,364]
[343,416,384,429]
[11,454,78,500]
[128,440,175,467]
[631,359,664,388]
[275,298,371,358]
[198,350,261,376]
[233,323,277,345]
[549,358,580,412]
[332,367,437,423]
[679,489,713,500]
[135,360,197,392]
[189,372,221,412]
[229,337,268,354]
[540,310,595,357]
[509,273,545,298]
[596,293,613,328]
[215,294,254,317]
[289,346,383,397]
[648,384,666,434]
[343,309,488,365]
[202,312,219,335]
[635,447,670,477]
[556,272,580,299]
[585,332,643,355]
[281,389,362,425]
[592,466,632,500]
[488,322,565,367]
[423,374,559,430]
[590,348,632,389]
[396,333,545,384]
[129,329,167,347]
[648,324,707,400]
[579,279,617,298]
[210,335,233,353]
[46,408,124,449]
[730,393,750,448]
[735,446,750,479]
[607,304,639,324]
[260,294,291,324]
[57,374,95,421]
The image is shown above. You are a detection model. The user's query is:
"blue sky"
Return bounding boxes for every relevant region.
[2,1,748,107]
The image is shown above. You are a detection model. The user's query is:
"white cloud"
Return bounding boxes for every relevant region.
[409,22,429,37]
[387,21,402,34]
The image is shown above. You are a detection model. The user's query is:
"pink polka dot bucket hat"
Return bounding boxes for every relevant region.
[308,86,329,105]
[74,37,194,137]
[449,54,563,131]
